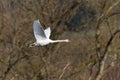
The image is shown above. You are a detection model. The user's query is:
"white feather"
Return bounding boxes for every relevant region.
[29,20,69,47]
[44,27,51,38]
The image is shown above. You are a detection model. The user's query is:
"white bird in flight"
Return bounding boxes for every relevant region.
[29,20,70,47]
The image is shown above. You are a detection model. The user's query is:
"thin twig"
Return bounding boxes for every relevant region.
[10,73,18,80]
[2,55,27,80]
[104,0,120,17]
[58,62,70,80]
[106,19,113,36]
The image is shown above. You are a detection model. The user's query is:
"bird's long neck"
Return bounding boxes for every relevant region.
[50,39,69,43]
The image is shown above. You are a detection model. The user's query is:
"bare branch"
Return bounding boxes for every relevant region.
[104,0,120,17]
[58,62,70,80]
[2,55,27,80]
[95,30,120,80]
[10,72,18,80]
[94,0,120,79]
[106,19,113,36]
[108,12,120,18]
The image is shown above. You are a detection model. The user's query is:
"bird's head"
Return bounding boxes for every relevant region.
[65,39,70,42]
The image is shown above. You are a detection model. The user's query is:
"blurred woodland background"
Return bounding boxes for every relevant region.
[0,0,120,80]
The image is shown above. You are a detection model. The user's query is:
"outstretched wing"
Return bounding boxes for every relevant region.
[33,20,46,41]
[44,27,51,38]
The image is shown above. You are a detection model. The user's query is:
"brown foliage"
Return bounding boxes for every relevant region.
[0,0,120,80]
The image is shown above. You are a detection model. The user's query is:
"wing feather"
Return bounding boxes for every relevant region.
[44,27,51,38]
[33,20,46,41]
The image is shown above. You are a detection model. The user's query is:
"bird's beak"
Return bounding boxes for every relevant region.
[66,39,71,42]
